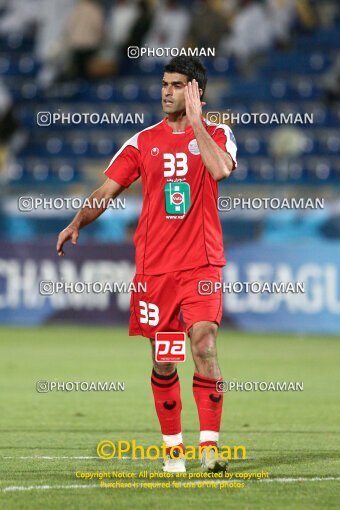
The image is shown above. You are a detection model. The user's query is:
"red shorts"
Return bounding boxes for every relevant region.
[129,265,223,339]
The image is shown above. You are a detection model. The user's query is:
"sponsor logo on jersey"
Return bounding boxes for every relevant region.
[164,182,190,215]
[171,192,184,205]
[151,147,159,156]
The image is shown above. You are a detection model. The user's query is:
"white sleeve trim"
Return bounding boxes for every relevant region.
[104,132,139,173]
[215,124,238,169]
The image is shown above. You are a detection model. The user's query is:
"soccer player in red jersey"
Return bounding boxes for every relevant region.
[57,56,237,473]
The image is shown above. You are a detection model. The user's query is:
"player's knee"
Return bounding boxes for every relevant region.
[192,341,217,361]
[153,361,176,376]
[191,325,217,361]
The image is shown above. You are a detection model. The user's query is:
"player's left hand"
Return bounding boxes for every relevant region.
[184,79,206,126]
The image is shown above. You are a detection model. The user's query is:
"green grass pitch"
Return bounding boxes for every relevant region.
[0,326,340,509]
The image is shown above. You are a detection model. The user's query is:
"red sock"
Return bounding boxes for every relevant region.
[151,369,182,438]
[193,372,224,444]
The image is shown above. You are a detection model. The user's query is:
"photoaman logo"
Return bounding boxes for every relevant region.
[96,440,246,461]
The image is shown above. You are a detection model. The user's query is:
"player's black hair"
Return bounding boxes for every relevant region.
[164,56,208,98]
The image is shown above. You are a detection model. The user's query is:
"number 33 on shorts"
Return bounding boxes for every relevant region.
[139,301,160,326]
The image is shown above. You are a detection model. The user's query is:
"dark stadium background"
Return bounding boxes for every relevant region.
[0,0,339,334]
[1,2,340,509]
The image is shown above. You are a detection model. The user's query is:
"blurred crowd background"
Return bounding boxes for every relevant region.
[0,0,339,243]
[0,0,339,332]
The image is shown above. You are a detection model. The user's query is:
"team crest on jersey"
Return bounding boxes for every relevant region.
[229,130,237,145]
[151,147,159,156]
[188,139,200,155]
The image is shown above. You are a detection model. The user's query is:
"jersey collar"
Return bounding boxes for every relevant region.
[162,117,195,135]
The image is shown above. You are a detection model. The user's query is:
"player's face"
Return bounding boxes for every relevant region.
[161,72,188,115]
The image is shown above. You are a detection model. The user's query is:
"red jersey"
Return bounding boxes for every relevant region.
[104,117,237,275]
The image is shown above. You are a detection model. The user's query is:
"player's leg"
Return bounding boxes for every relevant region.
[189,320,226,472]
[179,265,226,471]
[150,339,185,472]
[190,320,221,377]
[129,271,186,472]
[189,321,226,471]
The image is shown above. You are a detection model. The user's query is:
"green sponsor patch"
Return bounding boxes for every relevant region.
[164,182,190,215]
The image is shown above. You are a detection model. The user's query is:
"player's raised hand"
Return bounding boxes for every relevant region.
[56,225,79,257]
[184,79,206,126]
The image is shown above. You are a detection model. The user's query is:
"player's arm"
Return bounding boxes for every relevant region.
[185,80,234,181]
[56,178,124,257]
[57,139,141,257]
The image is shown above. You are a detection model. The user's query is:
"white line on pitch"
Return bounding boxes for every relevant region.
[2,456,98,460]
[2,477,340,492]
[258,477,340,483]
[2,484,97,492]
